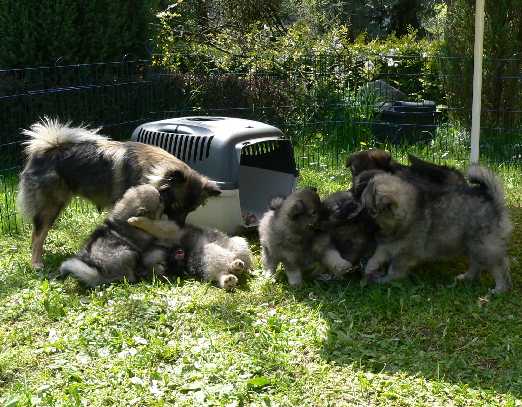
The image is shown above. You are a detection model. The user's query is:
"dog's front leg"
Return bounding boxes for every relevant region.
[285,266,304,287]
[128,216,181,243]
[373,256,413,284]
[364,245,391,278]
[313,234,352,277]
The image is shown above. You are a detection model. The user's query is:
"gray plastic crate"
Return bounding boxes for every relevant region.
[132,116,298,234]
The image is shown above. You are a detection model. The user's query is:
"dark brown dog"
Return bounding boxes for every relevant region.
[346,149,466,186]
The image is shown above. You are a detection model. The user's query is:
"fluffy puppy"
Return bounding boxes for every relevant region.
[346,149,466,186]
[258,188,352,286]
[127,217,252,291]
[17,118,221,269]
[361,166,512,293]
[59,185,167,287]
[320,190,378,268]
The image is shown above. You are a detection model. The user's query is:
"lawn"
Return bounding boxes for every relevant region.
[1,165,522,406]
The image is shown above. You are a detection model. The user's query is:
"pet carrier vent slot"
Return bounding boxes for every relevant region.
[205,136,214,158]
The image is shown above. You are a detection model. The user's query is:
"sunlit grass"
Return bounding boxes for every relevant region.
[1,163,522,405]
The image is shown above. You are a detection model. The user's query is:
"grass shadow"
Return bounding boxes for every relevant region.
[285,206,522,397]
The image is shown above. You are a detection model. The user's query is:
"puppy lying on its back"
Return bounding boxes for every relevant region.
[127,217,252,291]
[361,166,512,293]
[60,185,166,287]
[258,188,352,286]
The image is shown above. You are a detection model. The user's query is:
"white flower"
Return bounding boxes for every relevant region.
[48,328,59,343]
[130,376,144,386]
[133,336,148,345]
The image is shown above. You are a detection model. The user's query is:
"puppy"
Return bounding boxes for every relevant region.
[127,217,252,291]
[59,185,168,287]
[320,190,377,269]
[17,118,221,269]
[346,149,466,186]
[361,166,512,293]
[258,188,352,286]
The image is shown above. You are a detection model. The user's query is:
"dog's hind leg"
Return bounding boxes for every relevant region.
[469,239,512,293]
[261,245,279,277]
[226,236,252,271]
[489,258,512,294]
[456,262,481,282]
[373,256,413,284]
[32,201,69,268]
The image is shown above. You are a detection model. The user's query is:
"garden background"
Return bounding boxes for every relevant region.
[0,1,522,405]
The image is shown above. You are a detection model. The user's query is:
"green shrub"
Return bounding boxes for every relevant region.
[0,0,160,68]
[443,0,522,128]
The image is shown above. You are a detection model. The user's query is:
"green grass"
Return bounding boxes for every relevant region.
[1,166,522,406]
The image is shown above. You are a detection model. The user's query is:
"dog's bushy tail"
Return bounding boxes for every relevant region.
[468,165,512,236]
[59,258,103,288]
[21,117,105,156]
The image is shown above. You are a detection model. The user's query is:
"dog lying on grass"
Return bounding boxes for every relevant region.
[127,217,252,291]
[17,118,220,269]
[59,185,169,287]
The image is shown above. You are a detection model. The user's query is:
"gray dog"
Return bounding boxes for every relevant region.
[258,188,352,286]
[59,185,167,287]
[361,166,512,293]
[126,216,252,291]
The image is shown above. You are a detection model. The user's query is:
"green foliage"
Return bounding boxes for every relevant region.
[154,17,444,141]
[0,0,161,68]
[443,0,522,127]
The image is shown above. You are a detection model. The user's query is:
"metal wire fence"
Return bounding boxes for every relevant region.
[1,55,521,233]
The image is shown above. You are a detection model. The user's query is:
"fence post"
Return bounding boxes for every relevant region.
[470,0,485,164]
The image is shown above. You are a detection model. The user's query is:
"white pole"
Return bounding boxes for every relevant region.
[470,0,486,164]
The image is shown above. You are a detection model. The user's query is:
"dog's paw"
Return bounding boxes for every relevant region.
[456,271,478,282]
[220,274,239,291]
[127,216,141,226]
[229,259,246,274]
[331,259,353,277]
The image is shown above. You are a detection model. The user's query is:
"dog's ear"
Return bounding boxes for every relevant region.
[345,154,352,168]
[158,169,186,191]
[203,181,221,197]
[288,199,306,219]
[342,199,363,219]
[170,170,187,184]
[369,149,392,170]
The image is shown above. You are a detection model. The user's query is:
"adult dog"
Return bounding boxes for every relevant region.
[17,118,220,268]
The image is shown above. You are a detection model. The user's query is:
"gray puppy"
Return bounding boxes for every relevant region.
[127,217,252,291]
[361,166,512,293]
[258,188,352,286]
[59,185,166,287]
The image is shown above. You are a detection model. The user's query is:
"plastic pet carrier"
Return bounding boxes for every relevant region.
[372,100,440,144]
[132,117,298,234]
